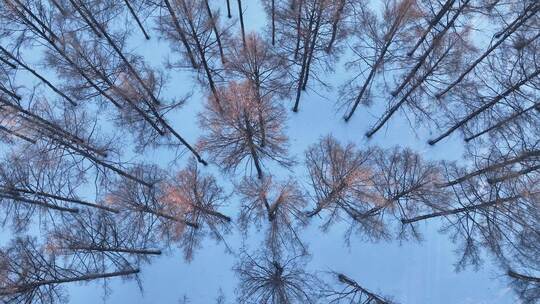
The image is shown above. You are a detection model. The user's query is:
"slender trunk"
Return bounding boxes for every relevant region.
[123,0,150,40]
[69,30,206,165]
[0,85,21,101]
[0,98,108,158]
[192,203,231,222]
[366,40,452,138]
[0,46,76,106]
[306,181,347,217]
[0,269,140,296]
[49,0,67,16]
[293,0,303,59]
[178,3,220,112]
[391,0,469,97]
[292,8,315,112]
[0,193,79,213]
[137,205,199,228]
[271,0,276,46]
[1,100,151,186]
[507,270,540,283]
[253,72,266,147]
[302,4,323,90]
[243,111,264,179]
[0,125,36,143]
[65,0,103,38]
[163,0,198,68]
[487,164,540,184]
[429,68,540,145]
[407,0,456,57]
[436,2,540,98]
[226,0,232,18]
[66,245,161,255]
[8,0,125,109]
[337,274,391,304]
[401,195,519,224]
[326,0,346,53]
[0,56,17,69]
[73,1,162,107]
[204,0,226,63]
[344,0,414,121]
[465,100,540,141]
[0,186,119,213]
[440,150,540,187]
[237,0,246,46]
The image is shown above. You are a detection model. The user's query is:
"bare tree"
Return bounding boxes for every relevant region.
[0,237,140,304]
[162,158,232,260]
[304,136,382,240]
[234,250,321,304]
[238,175,308,257]
[323,272,396,304]
[198,81,291,179]
[340,0,421,121]
[507,270,540,304]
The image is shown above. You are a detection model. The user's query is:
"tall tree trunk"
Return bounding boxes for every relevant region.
[292,7,315,112]
[0,85,21,101]
[391,0,469,97]
[66,245,162,255]
[465,100,540,141]
[0,269,140,296]
[0,98,108,158]
[301,3,323,91]
[401,195,519,224]
[0,56,17,69]
[440,149,540,187]
[337,273,391,304]
[65,0,103,38]
[243,110,263,179]
[508,270,540,283]
[0,46,76,106]
[163,0,198,68]
[366,41,452,138]
[204,0,226,63]
[487,164,540,184]
[0,192,79,213]
[123,0,150,40]
[326,0,346,53]
[429,68,540,145]
[271,0,276,46]
[0,186,119,213]
[407,0,456,57]
[136,205,199,228]
[0,125,36,143]
[72,1,162,107]
[293,0,304,59]
[237,0,246,46]
[226,0,232,18]
[436,2,540,98]
[179,0,221,111]
[344,0,415,121]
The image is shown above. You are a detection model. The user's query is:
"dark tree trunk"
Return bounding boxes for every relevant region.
[407,0,456,57]
[163,0,198,68]
[326,0,346,53]
[123,0,150,40]
[401,195,519,224]
[429,68,540,145]
[204,0,226,63]
[0,269,140,296]
[237,0,246,46]
[0,46,76,106]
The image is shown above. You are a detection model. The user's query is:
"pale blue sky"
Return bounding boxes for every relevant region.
[1,1,520,303]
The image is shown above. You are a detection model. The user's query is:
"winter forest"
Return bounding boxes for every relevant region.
[0,0,538,303]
